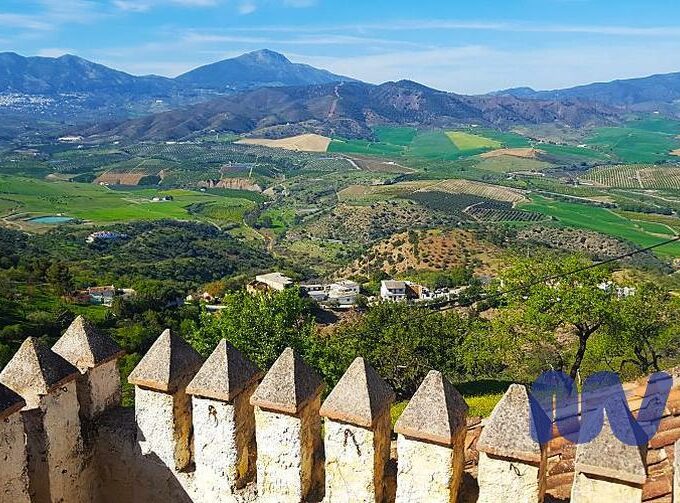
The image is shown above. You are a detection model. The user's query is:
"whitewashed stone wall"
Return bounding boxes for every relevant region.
[571,472,642,503]
[41,382,87,503]
[254,396,323,503]
[395,436,457,503]
[0,412,30,502]
[0,336,671,503]
[192,383,257,500]
[477,452,545,503]
[324,411,391,503]
[79,360,121,420]
[135,386,193,471]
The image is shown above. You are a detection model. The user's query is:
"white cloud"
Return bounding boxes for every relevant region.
[238,2,257,14]
[289,43,680,94]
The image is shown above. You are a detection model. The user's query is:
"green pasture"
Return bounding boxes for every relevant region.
[0,175,256,224]
[519,195,680,257]
[446,131,502,151]
[585,126,680,163]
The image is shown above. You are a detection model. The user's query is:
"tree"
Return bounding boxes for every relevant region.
[46,262,74,296]
[189,287,316,369]
[492,254,615,380]
[603,283,680,374]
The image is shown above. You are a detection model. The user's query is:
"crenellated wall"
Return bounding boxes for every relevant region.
[0,318,678,503]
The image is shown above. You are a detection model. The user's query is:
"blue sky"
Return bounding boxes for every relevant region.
[3,0,680,93]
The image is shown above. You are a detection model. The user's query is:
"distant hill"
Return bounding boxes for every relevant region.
[0,52,175,95]
[0,50,358,130]
[87,80,618,141]
[175,49,356,92]
[493,72,680,110]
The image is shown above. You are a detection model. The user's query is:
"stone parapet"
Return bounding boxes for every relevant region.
[0,320,676,502]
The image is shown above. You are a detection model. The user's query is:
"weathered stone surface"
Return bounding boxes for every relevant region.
[395,434,461,503]
[77,359,122,420]
[320,357,394,429]
[128,329,203,394]
[477,452,546,503]
[52,315,124,371]
[575,397,647,485]
[192,380,258,497]
[476,384,545,463]
[675,441,680,503]
[250,347,324,415]
[571,472,643,503]
[323,409,391,503]
[23,381,87,503]
[0,383,25,420]
[135,385,194,471]
[254,395,324,502]
[394,370,468,447]
[0,410,30,502]
[0,337,79,408]
[187,340,262,402]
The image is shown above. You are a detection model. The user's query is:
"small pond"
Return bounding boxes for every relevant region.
[27,216,75,224]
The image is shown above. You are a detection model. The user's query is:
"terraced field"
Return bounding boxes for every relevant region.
[582,165,680,189]
[338,179,526,204]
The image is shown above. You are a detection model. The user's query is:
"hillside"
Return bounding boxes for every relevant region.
[176,49,355,92]
[88,80,618,141]
[0,52,175,95]
[494,71,680,110]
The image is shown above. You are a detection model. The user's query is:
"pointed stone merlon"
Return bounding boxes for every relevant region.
[186,340,263,498]
[0,383,29,502]
[128,329,203,471]
[52,315,125,420]
[320,357,395,503]
[571,397,646,503]
[476,384,549,503]
[0,337,84,503]
[394,370,469,503]
[250,347,325,503]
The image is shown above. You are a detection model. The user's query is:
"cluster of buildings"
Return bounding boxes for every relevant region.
[301,280,361,307]
[71,285,136,307]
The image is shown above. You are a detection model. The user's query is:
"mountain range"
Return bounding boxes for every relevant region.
[492,72,680,111]
[2,49,680,142]
[86,80,617,141]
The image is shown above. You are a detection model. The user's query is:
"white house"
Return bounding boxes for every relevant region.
[255,272,293,292]
[380,280,407,302]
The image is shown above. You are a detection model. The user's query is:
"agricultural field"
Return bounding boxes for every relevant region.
[584,123,680,163]
[0,174,257,226]
[518,195,680,257]
[446,131,502,151]
[474,156,553,174]
[464,201,547,223]
[581,165,680,189]
[236,133,331,152]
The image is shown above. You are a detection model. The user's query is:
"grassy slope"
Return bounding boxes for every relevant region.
[0,175,256,224]
[520,195,680,257]
[585,126,680,163]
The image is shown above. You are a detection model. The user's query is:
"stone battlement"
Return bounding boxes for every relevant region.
[0,316,678,502]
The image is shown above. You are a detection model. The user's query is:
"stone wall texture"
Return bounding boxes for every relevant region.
[323,410,391,503]
[0,412,30,502]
